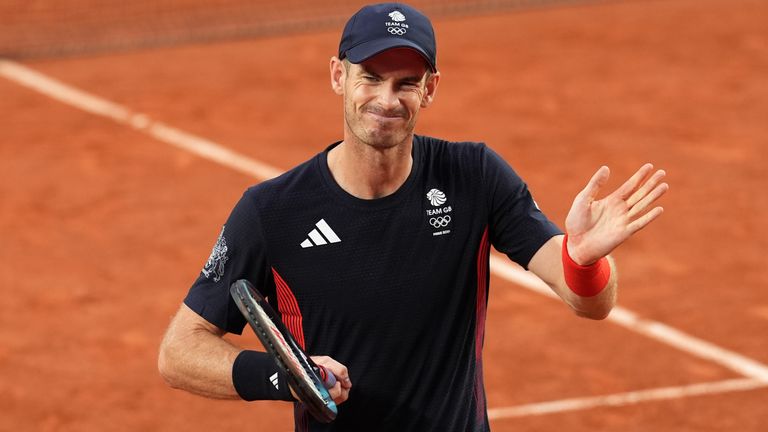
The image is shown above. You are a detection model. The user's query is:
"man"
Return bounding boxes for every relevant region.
[158,3,668,431]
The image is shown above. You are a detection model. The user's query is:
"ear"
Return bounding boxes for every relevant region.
[330,56,346,96]
[420,71,441,108]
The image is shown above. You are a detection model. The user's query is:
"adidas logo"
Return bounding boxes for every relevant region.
[300,219,341,248]
[269,372,279,390]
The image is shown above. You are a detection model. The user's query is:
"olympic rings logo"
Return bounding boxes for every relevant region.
[429,216,451,228]
[387,27,407,36]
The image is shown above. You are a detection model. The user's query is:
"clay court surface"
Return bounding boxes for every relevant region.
[1,0,767,430]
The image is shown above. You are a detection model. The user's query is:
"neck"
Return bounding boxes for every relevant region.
[327,135,414,200]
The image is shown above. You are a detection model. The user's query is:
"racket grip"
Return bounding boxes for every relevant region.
[316,365,337,389]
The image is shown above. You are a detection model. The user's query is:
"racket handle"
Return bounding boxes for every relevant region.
[316,365,337,389]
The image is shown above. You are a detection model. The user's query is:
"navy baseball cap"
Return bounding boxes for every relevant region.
[338,3,437,72]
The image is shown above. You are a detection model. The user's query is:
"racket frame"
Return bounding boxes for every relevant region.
[230,279,338,423]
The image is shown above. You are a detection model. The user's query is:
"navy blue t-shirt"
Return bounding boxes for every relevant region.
[185,135,562,431]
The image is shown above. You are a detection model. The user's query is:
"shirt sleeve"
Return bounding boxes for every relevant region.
[184,189,273,334]
[484,146,563,269]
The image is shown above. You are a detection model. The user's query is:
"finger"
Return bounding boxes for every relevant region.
[326,382,350,404]
[615,163,654,200]
[626,169,666,207]
[628,206,664,234]
[628,182,669,219]
[312,356,351,389]
[335,386,350,404]
[579,166,610,202]
[315,365,337,389]
[340,375,352,389]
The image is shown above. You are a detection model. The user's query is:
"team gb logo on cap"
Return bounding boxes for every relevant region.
[386,10,408,35]
[389,11,406,22]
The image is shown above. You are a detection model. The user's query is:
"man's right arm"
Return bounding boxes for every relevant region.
[158,303,353,404]
[158,303,242,399]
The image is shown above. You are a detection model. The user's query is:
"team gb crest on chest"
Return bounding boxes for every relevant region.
[425,188,453,236]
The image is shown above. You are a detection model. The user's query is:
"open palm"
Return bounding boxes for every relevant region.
[565,164,669,265]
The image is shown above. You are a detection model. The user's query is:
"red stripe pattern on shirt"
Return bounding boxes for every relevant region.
[271,267,306,350]
[474,226,491,423]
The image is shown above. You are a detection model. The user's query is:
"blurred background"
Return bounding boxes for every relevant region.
[1,0,766,430]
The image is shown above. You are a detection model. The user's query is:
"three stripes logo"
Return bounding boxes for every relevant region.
[269,372,279,390]
[300,219,341,248]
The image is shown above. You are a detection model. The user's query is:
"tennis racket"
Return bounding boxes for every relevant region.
[230,279,338,423]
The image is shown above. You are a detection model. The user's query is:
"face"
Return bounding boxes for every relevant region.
[331,48,439,149]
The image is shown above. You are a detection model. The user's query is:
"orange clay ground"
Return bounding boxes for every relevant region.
[1,0,767,430]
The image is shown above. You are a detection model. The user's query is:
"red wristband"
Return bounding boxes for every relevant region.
[562,235,611,297]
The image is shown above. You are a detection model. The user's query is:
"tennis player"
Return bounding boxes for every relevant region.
[158,3,668,430]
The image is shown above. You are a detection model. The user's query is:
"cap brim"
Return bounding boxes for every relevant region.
[345,38,436,72]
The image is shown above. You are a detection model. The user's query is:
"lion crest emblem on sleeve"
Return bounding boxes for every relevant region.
[202,226,228,282]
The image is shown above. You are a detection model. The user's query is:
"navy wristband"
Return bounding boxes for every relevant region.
[232,350,296,402]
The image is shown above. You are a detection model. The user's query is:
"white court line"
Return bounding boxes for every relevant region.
[3,58,768,414]
[489,255,768,383]
[0,60,283,180]
[488,378,768,419]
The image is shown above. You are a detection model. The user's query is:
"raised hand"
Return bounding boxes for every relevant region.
[565,164,669,265]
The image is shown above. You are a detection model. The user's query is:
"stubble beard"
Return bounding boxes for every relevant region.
[344,102,416,150]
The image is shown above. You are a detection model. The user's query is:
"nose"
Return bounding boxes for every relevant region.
[376,82,401,112]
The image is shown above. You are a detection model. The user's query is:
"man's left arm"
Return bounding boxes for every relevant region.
[528,164,668,319]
